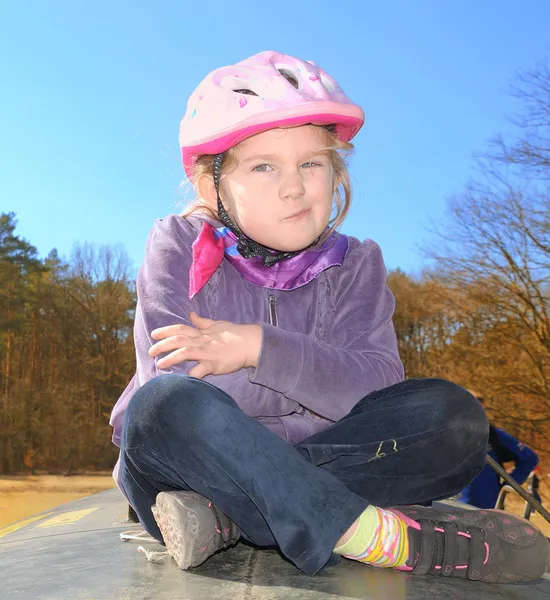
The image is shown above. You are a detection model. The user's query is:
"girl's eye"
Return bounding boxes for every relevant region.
[301,161,322,169]
[252,164,273,172]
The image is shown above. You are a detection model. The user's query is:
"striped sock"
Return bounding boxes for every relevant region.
[334,506,409,568]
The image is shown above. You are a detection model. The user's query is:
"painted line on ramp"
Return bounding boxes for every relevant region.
[35,508,99,529]
[0,512,56,538]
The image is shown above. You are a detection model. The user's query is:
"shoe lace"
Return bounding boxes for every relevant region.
[120,528,169,564]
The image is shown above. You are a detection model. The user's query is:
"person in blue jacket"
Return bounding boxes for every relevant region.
[459,394,539,509]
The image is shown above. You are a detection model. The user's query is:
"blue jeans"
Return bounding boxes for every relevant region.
[119,375,488,575]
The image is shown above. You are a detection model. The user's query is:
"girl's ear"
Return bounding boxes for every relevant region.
[197,174,218,210]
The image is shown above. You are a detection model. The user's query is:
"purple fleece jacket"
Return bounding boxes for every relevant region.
[110,214,404,478]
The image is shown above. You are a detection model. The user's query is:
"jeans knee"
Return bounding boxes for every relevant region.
[122,374,231,449]
[424,378,489,453]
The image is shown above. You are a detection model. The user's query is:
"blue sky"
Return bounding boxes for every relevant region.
[2,1,549,275]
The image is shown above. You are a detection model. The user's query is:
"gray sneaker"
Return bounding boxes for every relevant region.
[152,491,240,569]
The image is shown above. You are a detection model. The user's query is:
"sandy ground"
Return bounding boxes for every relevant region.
[0,475,548,537]
[0,475,116,528]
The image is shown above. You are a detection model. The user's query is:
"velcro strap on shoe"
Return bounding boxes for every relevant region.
[441,522,459,577]
[467,528,486,581]
[414,520,436,575]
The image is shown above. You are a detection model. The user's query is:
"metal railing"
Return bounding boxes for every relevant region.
[487,455,550,525]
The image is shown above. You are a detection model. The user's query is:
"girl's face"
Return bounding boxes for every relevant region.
[220,125,334,252]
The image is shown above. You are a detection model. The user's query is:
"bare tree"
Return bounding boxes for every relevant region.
[490,61,550,178]
[423,59,550,456]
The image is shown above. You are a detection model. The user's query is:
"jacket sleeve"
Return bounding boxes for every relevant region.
[497,429,539,485]
[110,215,210,446]
[133,215,196,386]
[248,239,405,422]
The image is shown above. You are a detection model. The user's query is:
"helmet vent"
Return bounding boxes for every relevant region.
[277,68,299,89]
[233,89,259,96]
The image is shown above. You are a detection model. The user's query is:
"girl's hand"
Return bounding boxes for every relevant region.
[149,312,262,379]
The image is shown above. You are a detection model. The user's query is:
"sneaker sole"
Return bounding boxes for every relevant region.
[153,491,236,569]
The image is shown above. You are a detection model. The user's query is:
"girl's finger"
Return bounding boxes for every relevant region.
[190,312,217,330]
[157,346,206,369]
[151,323,201,340]
[149,335,209,358]
[188,360,215,379]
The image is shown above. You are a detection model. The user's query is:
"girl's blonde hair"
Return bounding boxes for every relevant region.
[182,126,354,247]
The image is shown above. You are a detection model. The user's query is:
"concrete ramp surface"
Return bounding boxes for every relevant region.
[1,490,549,599]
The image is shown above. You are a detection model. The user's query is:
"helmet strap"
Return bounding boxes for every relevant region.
[212,154,318,267]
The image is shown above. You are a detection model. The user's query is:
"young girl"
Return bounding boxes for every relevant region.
[110,51,547,584]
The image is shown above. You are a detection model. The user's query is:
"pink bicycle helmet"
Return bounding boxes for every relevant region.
[180,50,365,177]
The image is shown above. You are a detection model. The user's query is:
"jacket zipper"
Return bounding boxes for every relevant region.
[268,294,278,327]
